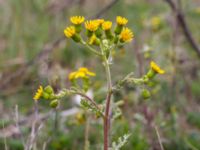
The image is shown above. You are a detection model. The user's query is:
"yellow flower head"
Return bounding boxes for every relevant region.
[116,16,128,25]
[70,16,85,25]
[33,86,43,101]
[151,17,161,29]
[89,34,97,45]
[69,67,96,80]
[85,20,99,32]
[64,26,76,38]
[102,21,112,30]
[96,19,104,25]
[150,61,165,74]
[119,27,133,42]
[78,67,96,76]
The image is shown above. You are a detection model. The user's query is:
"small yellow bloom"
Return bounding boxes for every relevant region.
[85,20,99,32]
[116,16,128,25]
[119,27,133,42]
[33,86,43,101]
[96,19,104,25]
[70,16,85,25]
[102,21,112,30]
[69,72,77,80]
[75,71,86,78]
[151,17,161,29]
[89,34,97,45]
[69,67,96,80]
[150,61,165,74]
[64,26,76,38]
[78,67,96,76]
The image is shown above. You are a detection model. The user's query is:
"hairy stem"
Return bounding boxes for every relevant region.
[103,56,112,150]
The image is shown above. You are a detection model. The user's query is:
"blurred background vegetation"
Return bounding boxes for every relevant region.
[0,0,200,149]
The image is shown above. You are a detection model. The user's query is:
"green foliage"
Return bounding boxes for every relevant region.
[111,133,131,150]
[187,112,200,129]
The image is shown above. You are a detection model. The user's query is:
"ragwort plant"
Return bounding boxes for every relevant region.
[34,16,165,150]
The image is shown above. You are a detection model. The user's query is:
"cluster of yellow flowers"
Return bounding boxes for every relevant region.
[69,67,96,80]
[33,86,43,101]
[64,16,133,44]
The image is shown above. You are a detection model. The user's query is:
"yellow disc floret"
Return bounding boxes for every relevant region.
[85,20,99,32]
[33,86,43,101]
[64,26,76,38]
[150,61,165,74]
[70,16,85,25]
[119,27,133,42]
[116,16,128,25]
[102,21,112,30]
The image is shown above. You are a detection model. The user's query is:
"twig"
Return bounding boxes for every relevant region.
[154,125,164,150]
[163,0,200,57]
[2,121,8,150]
[75,91,104,117]
[15,105,26,148]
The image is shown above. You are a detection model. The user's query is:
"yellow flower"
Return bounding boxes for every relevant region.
[89,34,97,45]
[119,27,133,42]
[75,71,86,78]
[151,17,161,29]
[102,21,112,30]
[33,86,43,101]
[150,61,165,74]
[69,72,77,80]
[78,67,96,76]
[85,20,99,32]
[64,26,76,38]
[116,16,128,25]
[69,67,96,80]
[96,19,104,25]
[70,16,85,25]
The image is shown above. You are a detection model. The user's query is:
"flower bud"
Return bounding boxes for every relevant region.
[74,24,82,33]
[50,99,58,108]
[141,89,151,99]
[44,85,54,94]
[105,30,113,40]
[72,34,81,43]
[146,69,156,79]
[86,30,93,38]
[114,25,123,35]
[95,28,103,38]
[42,92,50,100]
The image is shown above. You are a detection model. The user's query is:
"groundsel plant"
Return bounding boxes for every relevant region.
[33,16,165,150]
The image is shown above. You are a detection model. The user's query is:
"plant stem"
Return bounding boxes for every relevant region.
[80,40,102,56]
[103,56,112,150]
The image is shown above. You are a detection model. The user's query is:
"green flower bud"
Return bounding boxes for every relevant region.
[44,85,54,94]
[146,69,156,79]
[50,99,58,108]
[86,30,93,38]
[72,34,81,43]
[74,24,82,33]
[42,92,50,100]
[105,30,113,40]
[141,89,151,99]
[114,25,123,35]
[95,28,102,38]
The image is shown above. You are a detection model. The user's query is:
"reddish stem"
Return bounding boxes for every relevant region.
[104,91,112,150]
